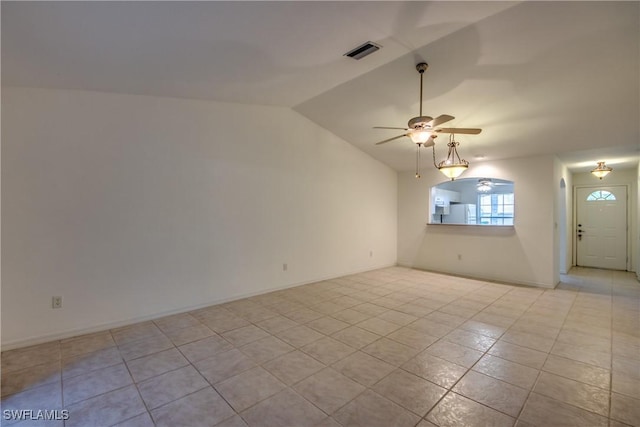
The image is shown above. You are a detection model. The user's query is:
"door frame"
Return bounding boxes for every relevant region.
[572,184,630,270]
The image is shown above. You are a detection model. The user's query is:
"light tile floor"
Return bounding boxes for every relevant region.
[1,266,639,426]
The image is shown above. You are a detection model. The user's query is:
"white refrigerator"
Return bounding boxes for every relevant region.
[443,204,476,224]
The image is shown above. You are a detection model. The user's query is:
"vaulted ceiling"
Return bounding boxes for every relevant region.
[3,1,638,173]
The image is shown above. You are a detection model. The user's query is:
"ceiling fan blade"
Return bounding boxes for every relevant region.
[373,126,410,130]
[375,134,408,145]
[429,115,455,127]
[423,136,436,147]
[434,127,482,135]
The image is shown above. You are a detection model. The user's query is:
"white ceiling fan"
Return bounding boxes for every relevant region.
[373,61,482,180]
[477,178,511,192]
[373,62,482,147]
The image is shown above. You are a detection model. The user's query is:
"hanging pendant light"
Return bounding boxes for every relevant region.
[591,161,612,179]
[435,134,469,180]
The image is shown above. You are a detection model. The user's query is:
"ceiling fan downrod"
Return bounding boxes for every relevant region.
[416,62,428,117]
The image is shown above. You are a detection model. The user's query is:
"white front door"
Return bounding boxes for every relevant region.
[576,186,627,270]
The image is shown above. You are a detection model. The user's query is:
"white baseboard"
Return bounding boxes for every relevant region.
[396,262,556,289]
[1,262,398,351]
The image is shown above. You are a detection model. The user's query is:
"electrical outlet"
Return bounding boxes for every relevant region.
[369,250,373,257]
[283,263,288,271]
[52,296,62,309]
[457,254,462,261]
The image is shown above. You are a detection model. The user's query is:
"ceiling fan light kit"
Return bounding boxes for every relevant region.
[409,129,433,143]
[591,161,613,179]
[373,61,481,180]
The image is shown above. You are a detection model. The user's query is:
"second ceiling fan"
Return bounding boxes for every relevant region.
[374,62,481,146]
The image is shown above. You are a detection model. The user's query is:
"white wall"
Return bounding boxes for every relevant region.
[571,167,638,272]
[398,155,557,288]
[1,87,398,348]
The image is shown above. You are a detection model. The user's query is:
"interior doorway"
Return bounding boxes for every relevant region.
[575,186,628,270]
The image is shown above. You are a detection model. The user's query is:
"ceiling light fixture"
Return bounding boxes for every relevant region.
[591,161,612,179]
[433,134,469,180]
[372,62,481,179]
[409,129,432,144]
[477,179,493,192]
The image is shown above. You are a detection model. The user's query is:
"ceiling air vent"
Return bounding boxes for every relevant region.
[344,41,381,60]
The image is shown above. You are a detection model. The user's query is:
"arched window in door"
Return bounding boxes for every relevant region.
[586,190,616,201]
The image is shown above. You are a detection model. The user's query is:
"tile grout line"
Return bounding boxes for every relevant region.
[408,282,527,424]
[510,287,571,425]
[525,274,615,423]
[109,328,151,427]
[431,284,545,424]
